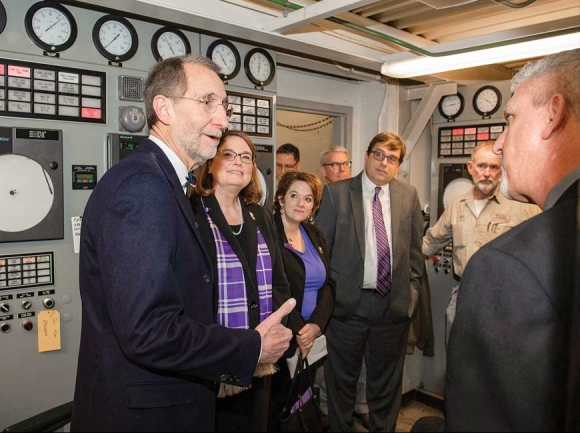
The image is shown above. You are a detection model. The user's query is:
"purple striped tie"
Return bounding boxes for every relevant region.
[373,186,391,296]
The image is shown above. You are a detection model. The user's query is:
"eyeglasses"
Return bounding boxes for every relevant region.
[276,162,299,171]
[170,95,233,118]
[474,163,501,173]
[323,161,352,170]
[368,151,400,165]
[218,150,256,164]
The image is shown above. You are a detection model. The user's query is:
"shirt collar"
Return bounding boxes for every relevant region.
[148,135,189,187]
[362,170,390,196]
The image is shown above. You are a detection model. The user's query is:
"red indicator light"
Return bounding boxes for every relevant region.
[82,108,101,119]
[8,65,31,78]
[477,133,490,140]
[452,128,464,135]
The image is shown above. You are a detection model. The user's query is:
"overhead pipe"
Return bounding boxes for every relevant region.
[264,0,579,57]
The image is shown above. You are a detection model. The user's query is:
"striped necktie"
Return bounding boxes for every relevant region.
[373,186,392,296]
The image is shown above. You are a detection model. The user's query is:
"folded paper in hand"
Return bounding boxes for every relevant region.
[287,334,327,378]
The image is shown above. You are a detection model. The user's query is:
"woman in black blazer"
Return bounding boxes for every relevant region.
[269,171,336,431]
[191,130,297,432]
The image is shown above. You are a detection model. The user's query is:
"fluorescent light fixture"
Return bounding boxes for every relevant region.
[381,32,580,78]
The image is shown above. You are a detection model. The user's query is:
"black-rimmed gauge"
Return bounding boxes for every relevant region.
[25,1,78,52]
[473,85,502,117]
[207,39,241,81]
[438,93,464,121]
[151,27,190,61]
[92,15,138,62]
[0,1,7,35]
[244,48,275,87]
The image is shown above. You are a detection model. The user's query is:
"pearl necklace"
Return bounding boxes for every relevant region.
[230,198,244,236]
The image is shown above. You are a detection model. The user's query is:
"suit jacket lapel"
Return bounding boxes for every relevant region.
[350,174,366,261]
[139,140,211,261]
[389,179,402,266]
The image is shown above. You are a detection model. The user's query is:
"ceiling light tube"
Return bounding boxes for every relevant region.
[381,32,580,78]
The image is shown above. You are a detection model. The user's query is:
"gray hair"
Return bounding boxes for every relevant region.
[512,48,580,120]
[319,145,349,166]
[144,54,221,129]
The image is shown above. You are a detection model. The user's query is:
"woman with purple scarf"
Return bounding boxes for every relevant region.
[191,130,300,432]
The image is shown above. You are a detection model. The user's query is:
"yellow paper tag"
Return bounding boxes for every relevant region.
[37,310,61,352]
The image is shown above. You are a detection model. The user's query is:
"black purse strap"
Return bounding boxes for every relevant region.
[281,353,314,417]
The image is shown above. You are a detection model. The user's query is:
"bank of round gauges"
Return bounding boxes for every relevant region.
[151,27,191,61]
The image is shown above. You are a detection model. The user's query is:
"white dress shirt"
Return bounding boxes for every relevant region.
[149,135,189,194]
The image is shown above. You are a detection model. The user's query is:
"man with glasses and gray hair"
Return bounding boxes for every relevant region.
[316,132,423,431]
[71,54,296,432]
[319,145,352,184]
[422,140,540,343]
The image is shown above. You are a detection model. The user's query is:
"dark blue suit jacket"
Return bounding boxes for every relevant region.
[71,139,261,432]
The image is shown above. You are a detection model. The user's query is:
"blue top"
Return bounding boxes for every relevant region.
[296,225,326,320]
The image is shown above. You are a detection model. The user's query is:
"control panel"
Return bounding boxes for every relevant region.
[0,0,278,428]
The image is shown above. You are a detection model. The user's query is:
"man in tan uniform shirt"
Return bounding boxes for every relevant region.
[423,141,540,342]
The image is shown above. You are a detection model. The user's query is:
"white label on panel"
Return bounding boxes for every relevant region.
[34,70,56,80]
[34,80,56,92]
[257,117,269,126]
[59,72,79,84]
[228,95,242,104]
[81,97,101,109]
[81,85,101,97]
[232,104,241,113]
[59,95,79,106]
[59,106,79,117]
[8,77,31,89]
[257,107,269,116]
[0,76,4,86]
[243,98,256,106]
[8,90,31,102]
[34,104,56,115]
[0,100,4,111]
[228,123,242,131]
[243,124,256,133]
[257,99,269,108]
[58,83,79,94]
[0,89,4,99]
[257,126,269,134]
[242,106,256,115]
[8,101,31,113]
[243,116,256,124]
[82,75,101,86]
[35,93,56,104]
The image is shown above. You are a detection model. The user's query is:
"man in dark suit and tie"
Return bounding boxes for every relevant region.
[71,55,295,432]
[444,48,580,431]
[316,132,424,431]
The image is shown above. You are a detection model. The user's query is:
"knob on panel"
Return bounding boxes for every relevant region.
[22,320,34,331]
[0,322,10,333]
[42,297,55,309]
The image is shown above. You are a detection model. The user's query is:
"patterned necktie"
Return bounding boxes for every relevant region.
[373,186,391,296]
[185,172,196,188]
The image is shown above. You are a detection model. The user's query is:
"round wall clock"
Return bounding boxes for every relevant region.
[473,85,502,117]
[244,48,275,87]
[151,27,190,61]
[92,15,138,62]
[207,39,241,81]
[25,1,77,52]
[438,93,464,121]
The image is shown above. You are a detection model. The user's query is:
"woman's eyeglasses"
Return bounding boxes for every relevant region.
[218,150,256,164]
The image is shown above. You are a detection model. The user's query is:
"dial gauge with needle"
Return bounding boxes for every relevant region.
[206,39,241,80]
[92,15,139,62]
[438,93,464,121]
[244,48,275,87]
[25,1,78,52]
[151,27,190,61]
[473,85,502,117]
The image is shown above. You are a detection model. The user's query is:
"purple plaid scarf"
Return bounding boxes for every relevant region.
[203,200,273,329]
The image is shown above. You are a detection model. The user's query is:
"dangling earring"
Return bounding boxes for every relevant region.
[307,214,313,223]
[280,207,285,215]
